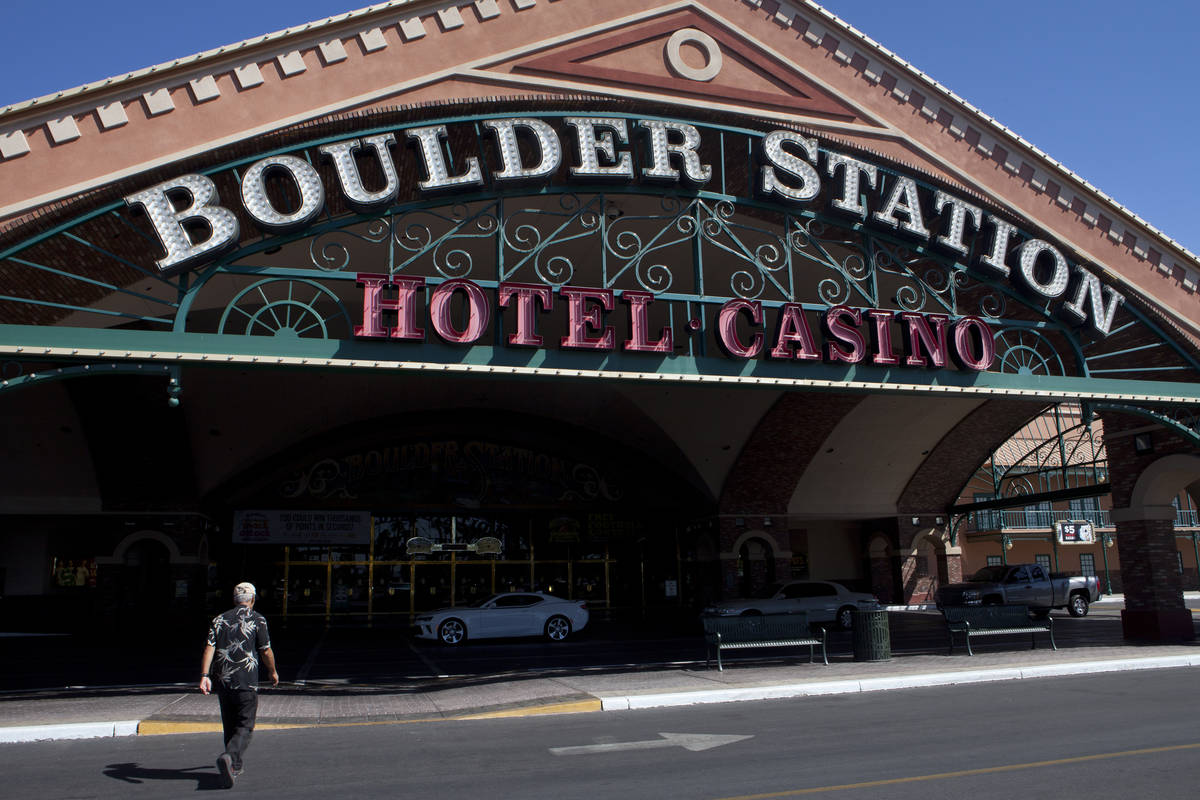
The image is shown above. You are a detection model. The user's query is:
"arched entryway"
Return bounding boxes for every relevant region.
[1104,416,1200,640]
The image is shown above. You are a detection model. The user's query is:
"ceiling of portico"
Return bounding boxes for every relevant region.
[786,394,984,518]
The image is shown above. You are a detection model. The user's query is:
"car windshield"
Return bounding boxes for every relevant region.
[470,594,500,607]
[756,582,784,599]
[967,566,1010,583]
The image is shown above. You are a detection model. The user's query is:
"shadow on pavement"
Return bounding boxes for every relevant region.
[102,762,223,790]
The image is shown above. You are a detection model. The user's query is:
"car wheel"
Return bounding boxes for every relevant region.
[1069,594,1090,617]
[836,606,855,630]
[438,618,466,645]
[545,615,572,642]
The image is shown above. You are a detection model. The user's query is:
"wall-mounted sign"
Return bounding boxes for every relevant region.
[233,509,371,545]
[126,115,1124,337]
[1055,519,1095,545]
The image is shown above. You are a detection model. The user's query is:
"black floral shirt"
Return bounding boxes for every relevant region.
[206,605,271,691]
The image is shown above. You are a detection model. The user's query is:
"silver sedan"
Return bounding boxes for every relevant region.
[702,580,881,629]
[414,592,589,645]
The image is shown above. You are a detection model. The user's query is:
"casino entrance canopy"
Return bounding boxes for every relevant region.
[1,1,1197,637]
[2,104,1199,404]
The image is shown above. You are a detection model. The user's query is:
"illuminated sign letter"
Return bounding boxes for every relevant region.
[979,214,1018,277]
[355,274,425,340]
[824,152,878,218]
[240,155,326,232]
[319,134,401,212]
[823,305,865,363]
[952,316,995,371]
[498,282,554,347]
[717,300,763,359]
[769,303,820,360]
[622,291,673,353]
[406,124,484,191]
[873,175,930,238]
[637,120,712,184]
[125,175,239,273]
[899,312,949,368]
[867,309,900,367]
[760,131,821,203]
[483,118,562,181]
[1062,266,1125,335]
[560,287,616,350]
[934,190,982,256]
[564,117,634,179]
[1016,240,1070,299]
[430,279,491,344]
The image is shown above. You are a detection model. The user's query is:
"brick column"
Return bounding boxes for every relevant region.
[1113,510,1194,640]
[1104,413,1196,642]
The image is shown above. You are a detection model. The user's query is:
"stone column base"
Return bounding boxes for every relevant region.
[1121,608,1196,642]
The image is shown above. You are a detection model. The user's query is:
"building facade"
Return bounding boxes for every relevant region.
[2,0,1198,640]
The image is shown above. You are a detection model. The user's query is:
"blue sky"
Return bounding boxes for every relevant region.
[2,1,1196,255]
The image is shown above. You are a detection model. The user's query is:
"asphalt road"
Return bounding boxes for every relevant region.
[2,666,1197,799]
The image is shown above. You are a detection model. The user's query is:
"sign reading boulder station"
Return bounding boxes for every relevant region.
[126,115,1125,379]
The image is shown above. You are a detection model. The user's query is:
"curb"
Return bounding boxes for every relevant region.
[4,656,1198,743]
[0,720,140,744]
[597,655,1200,710]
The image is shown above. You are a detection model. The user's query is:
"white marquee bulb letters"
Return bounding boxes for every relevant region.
[125,174,240,273]
[760,131,820,203]
[319,134,401,212]
[240,155,326,232]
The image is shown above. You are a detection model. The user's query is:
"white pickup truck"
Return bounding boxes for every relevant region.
[935,563,1103,617]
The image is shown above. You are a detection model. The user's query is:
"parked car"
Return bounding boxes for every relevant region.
[413,592,589,645]
[935,563,1102,617]
[701,580,881,629]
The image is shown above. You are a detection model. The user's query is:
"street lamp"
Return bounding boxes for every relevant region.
[1101,535,1114,595]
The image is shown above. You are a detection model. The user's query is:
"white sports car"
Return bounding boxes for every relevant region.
[413,592,589,645]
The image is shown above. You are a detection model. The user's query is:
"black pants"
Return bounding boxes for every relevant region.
[216,688,258,770]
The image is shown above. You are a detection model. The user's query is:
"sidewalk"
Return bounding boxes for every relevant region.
[4,635,1199,744]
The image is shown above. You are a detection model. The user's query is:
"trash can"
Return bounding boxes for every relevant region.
[852,609,891,662]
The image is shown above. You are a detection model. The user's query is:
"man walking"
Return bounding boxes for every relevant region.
[200,582,279,789]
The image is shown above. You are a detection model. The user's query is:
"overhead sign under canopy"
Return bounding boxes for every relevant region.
[233,509,371,545]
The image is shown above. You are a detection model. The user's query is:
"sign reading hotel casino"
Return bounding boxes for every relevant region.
[125,115,1126,372]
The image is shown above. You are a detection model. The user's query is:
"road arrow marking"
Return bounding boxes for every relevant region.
[550,732,753,756]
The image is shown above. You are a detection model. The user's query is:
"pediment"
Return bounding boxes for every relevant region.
[494,7,875,125]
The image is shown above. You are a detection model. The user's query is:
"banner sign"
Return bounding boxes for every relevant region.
[233,509,371,545]
[1055,519,1095,545]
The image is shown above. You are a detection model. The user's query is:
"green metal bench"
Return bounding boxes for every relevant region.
[942,605,1056,656]
[702,613,828,671]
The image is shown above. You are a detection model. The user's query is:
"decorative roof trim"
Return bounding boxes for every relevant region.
[788,0,1199,281]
